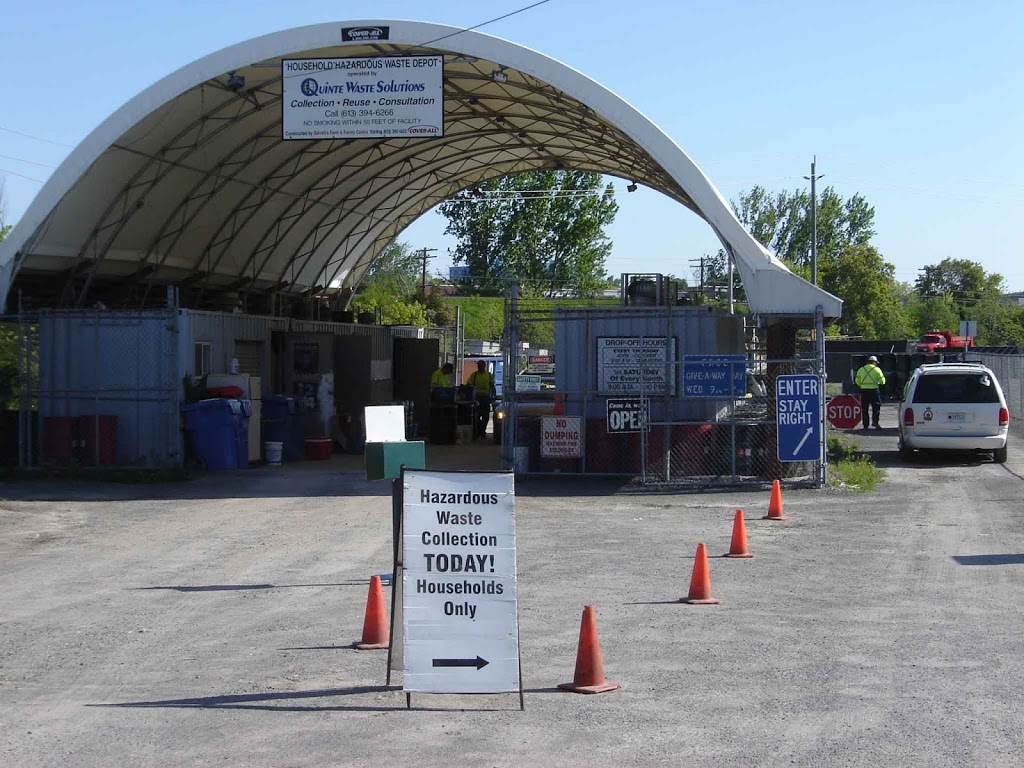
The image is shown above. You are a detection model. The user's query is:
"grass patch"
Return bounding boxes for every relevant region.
[445,297,505,341]
[826,433,883,492]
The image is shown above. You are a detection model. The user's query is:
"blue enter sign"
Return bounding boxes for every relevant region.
[776,374,822,462]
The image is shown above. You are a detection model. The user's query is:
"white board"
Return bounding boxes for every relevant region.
[516,375,542,392]
[402,471,519,693]
[282,56,444,140]
[596,337,677,395]
[540,416,582,458]
[365,405,406,443]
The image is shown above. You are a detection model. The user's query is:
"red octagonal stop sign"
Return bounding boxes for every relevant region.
[827,394,863,429]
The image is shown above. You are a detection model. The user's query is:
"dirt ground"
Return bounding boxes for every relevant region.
[2,406,1023,767]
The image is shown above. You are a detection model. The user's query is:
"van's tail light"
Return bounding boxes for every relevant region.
[999,407,1009,426]
[903,408,914,426]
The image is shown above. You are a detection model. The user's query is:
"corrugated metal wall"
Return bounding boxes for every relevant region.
[37,310,180,466]
[554,307,746,421]
[178,310,399,406]
[177,310,289,396]
[293,319,395,405]
[24,309,455,468]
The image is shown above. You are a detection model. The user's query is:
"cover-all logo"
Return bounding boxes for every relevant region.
[407,125,440,135]
[300,78,318,97]
[342,26,390,42]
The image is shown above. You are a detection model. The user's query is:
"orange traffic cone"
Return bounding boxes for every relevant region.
[682,543,720,604]
[558,606,620,694]
[724,509,753,558]
[353,575,389,650]
[764,479,787,521]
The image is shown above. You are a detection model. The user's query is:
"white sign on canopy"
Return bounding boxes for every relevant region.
[282,55,444,140]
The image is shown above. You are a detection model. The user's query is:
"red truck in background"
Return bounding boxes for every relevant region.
[915,330,974,354]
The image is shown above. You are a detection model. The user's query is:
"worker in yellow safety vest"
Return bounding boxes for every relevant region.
[854,355,886,430]
[467,360,497,440]
[430,363,454,398]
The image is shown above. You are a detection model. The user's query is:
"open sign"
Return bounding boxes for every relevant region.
[606,398,649,434]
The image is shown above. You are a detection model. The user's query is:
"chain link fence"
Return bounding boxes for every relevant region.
[972,352,1024,421]
[500,285,825,487]
[5,310,180,468]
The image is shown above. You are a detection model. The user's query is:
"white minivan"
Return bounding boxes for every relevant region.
[898,363,1009,463]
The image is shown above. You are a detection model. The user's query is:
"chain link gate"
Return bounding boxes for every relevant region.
[971,352,1024,421]
[501,283,825,488]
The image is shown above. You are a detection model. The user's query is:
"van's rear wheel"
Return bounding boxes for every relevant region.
[994,444,1007,464]
[899,438,914,462]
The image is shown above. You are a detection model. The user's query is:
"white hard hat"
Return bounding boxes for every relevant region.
[868,355,879,363]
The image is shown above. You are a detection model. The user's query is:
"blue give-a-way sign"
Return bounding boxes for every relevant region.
[775,374,822,462]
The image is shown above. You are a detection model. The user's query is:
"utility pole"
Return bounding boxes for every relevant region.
[688,256,706,304]
[419,247,438,295]
[804,156,825,286]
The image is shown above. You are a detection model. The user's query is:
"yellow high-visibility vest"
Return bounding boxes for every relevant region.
[430,369,452,390]
[855,364,886,390]
[468,370,494,394]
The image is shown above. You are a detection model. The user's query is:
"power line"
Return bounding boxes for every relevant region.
[0,167,47,184]
[0,125,74,148]
[277,1,556,86]
[0,153,58,169]
[412,0,554,49]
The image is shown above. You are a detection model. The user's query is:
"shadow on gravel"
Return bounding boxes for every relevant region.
[952,554,1024,566]
[515,476,774,497]
[0,470,395,503]
[92,685,517,712]
[90,685,408,713]
[862,448,997,470]
[131,582,364,592]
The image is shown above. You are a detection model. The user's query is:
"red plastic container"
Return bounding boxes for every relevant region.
[77,415,118,465]
[42,416,75,465]
[304,438,332,460]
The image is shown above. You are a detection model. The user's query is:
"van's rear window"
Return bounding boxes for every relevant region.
[913,374,1000,404]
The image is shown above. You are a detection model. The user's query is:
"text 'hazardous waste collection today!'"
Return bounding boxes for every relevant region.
[402,471,520,693]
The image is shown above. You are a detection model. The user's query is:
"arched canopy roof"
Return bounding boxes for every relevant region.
[0,20,841,318]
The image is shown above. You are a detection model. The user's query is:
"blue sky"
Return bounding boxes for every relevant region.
[1,0,1022,290]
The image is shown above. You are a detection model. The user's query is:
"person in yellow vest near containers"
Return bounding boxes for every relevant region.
[854,355,886,430]
[430,362,454,397]
[467,360,497,440]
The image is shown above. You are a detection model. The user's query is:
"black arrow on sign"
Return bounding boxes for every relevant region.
[432,656,489,670]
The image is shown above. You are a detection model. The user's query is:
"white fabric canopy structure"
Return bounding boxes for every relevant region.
[0,20,841,318]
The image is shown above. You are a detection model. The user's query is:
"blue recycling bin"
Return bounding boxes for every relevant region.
[181,398,250,470]
[263,395,305,461]
[231,399,251,468]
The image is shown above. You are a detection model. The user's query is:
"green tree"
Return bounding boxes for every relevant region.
[350,283,428,326]
[349,241,458,327]
[357,241,423,295]
[0,183,17,408]
[909,295,961,334]
[820,244,911,338]
[731,185,876,278]
[0,177,10,242]
[439,171,618,297]
[915,258,1003,305]
[913,258,1023,344]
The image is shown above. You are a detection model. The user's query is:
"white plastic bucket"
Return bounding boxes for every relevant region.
[514,446,529,473]
[264,441,283,466]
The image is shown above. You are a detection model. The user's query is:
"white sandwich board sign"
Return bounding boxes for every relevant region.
[402,470,520,694]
